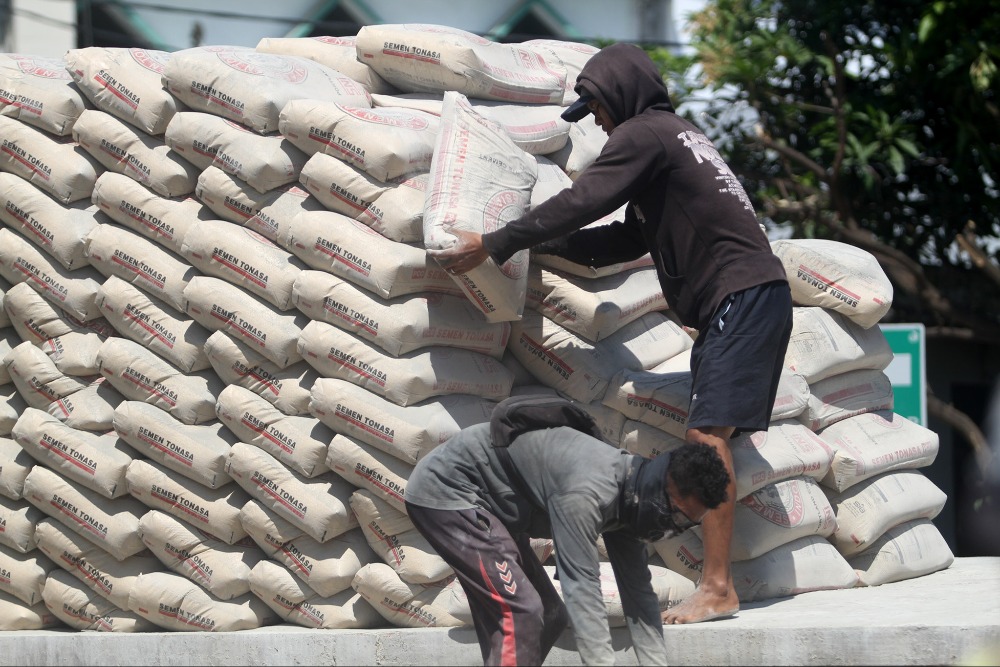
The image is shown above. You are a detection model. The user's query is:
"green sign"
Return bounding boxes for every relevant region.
[879,323,927,426]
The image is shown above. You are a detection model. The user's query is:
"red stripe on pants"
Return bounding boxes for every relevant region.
[479,556,517,666]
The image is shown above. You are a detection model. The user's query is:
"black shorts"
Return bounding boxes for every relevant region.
[687,280,793,435]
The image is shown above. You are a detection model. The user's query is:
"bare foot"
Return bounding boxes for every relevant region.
[662,587,739,624]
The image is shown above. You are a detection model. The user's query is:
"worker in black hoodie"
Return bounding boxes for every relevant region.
[428,42,793,625]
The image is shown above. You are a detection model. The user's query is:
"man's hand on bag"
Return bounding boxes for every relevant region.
[427,227,490,275]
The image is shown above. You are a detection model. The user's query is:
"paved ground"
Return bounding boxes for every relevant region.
[3,557,998,666]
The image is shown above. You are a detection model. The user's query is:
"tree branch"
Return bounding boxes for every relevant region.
[928,391,994,479]
[957,219,1000,289]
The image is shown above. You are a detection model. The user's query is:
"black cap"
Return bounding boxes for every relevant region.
[561,93,595,122]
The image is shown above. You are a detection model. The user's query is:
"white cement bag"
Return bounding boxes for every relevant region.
[0,495,42,553]
[163,111,309,193]
[97,336,224,425]
[286,209,459,299]
[162,46,372,134]
[827,469,947,557]
[182,275,308,369]
[0,589,61,630]
[423,91,536,322]
[1,281,115,344]
[529,153,573,208]
[520,39,600,105]
[0,228,104,321]
[179,220,307,311]
[772,238,893,329]
[291,269,508,358]
[0,386,29,437]
[204,330,317,417]
[0,115,102,204]
[651,529,705,583]
[36,331,104,377]
[225,442,357,543]
[0,171,98,270]
[65,47,182,135]
[125,458,250,545]
[731,535,860,601]
[0,436,30,497]
[34,517,162,609]
[783,306,894,384]
[510,310,692,404]
[42,568,157,632]
[279,100,439,181]
[0,54,88,135]
[729,420,836,499]
[298,319,513,406]
[127,570,279,631]
[256,35,396,94]
[847,518,954,586]
[42,378,122,432]
[137,509,266,601]
[326,433,413,515]
[474,100,571,155]
[0,327,14,386]
[532,249,655,280]
[298,153,425,243]
[23,465,147,560]
[112,400,236,489]
[356,24,566,103]
[4,340,93,409]
[349,488,452,585]
[352,562,465,628]
[799,368,895,432]
[310,378,496,465]
[543,113,607,180]
[215,384,332,478]
[91,171,206,254]
[12,408,135,499]
[240,501,377,598]
[818,410,939,491]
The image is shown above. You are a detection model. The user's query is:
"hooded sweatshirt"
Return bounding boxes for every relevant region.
[482,43,787,331]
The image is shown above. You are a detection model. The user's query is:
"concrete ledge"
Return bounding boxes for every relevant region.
[3,557,998,666]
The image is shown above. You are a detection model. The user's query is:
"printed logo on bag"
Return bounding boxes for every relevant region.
[740,483,805,527]
[219,52,308,83]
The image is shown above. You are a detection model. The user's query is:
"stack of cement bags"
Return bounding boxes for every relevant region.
[0,25,950,634]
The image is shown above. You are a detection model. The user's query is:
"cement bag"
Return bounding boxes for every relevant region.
[204,330,317,417]
[817,410,939,492]
[162,46,372,134]
[847,518,954,586]
[349,488,452,585]
[0,228,104,321]
[352,562,466,628]
[526,264,667,343]
[279,99,439,181]
[827,469,947,557]
[520,39,600,105]
[0,54,88,135]
[729,420,836,499]
[651,529,708,583]
[0,115,102,204]
[0,171,98,270]
[0,433,34,501]
[731,535,860,601]
[783,306,894,384]
[249,558,382,629]
[356,24,566,104]
[179,219,307,311]
[771,238,893,329]
[97,336,224,425]
[4,340,93,409]
[194,167,322,248]
[299,153,425,243]
[532,249,654,280]
[0,386,28,436]
[423,91,536,323]
[509,310,692,404]
[530,153,573,207]
[2,281,115,344]
[163,111,309,193]
[240,500,378,598]
[96,275,211,373]
[0,589,61,630]
[182,275,308,369]
[0,541,55,605]
[225,441,357,543]
[12,408,135,499]
[91,171,206,254]
[23,465,147,560]
[36,331,105,377]
[138,509,266,601]
[65,47,182,135]
[0,327,14,385]
[215,384,332,478]
[0,275,10,328]
[543,114,607,181]
[42,568,157,632]
[125,458,250,545]
[291,269,508,358]
[327,433,413,514]
[310,378,496,465]
[112,400,236,489]
[34,517,162,609]
[286,209,459,299]
[298,319,513,406]
[799,368,894,432]
[473,101,571,155]
[84,222,198,313]
[127,570,279,631]
[43,379,123,431]
[0,495,42,552]
[72,109,200,198]
[255,35,396,95]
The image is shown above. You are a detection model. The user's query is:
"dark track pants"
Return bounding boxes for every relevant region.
[406,503,568,666]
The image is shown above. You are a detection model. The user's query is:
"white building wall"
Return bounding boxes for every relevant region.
[6,0,75,58]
